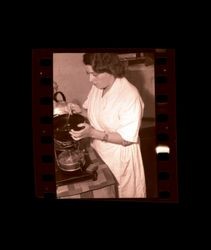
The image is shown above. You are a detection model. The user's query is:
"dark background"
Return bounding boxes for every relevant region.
[8,5,202,242]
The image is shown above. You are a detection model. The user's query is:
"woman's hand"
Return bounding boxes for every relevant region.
[67,103,82,114]
[69,123,93,141]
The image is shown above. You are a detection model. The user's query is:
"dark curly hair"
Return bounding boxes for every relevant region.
[83,53,125,78]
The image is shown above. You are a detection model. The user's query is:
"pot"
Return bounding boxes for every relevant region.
[57,149,85,171]
[53,91,69,115]
[54,113,85,142]
[53,91,87,172]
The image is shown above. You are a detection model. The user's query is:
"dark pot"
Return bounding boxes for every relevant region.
[54,113,85,142]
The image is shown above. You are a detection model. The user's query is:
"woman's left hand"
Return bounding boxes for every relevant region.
[69,123,93,141]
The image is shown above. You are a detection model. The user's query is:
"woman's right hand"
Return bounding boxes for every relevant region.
[67,103,82,114]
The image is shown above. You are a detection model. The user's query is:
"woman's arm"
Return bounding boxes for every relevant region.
[67,103,88,118]
[70,123,133,147]
[78,107,88,118]
[91,129,133,146]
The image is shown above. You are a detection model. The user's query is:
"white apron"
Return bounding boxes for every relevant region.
[83,77,146,198]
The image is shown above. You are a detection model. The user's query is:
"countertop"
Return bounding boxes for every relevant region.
[56,146,118,198]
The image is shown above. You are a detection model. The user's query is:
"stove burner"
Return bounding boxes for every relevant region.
[54,114,97,186]
[55,151,97,186]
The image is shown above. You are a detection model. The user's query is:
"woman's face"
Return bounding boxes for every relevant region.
[85,65,115,89]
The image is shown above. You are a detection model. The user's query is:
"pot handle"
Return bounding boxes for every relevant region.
[54,91,66,103]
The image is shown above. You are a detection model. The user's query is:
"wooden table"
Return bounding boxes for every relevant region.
[56,146,118,198]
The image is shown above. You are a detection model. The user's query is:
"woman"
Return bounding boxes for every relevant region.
[69,53,146,198]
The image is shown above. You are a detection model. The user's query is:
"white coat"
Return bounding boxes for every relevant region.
[83,77,146,198]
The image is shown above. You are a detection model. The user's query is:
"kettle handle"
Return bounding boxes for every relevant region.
[54,91,66,103]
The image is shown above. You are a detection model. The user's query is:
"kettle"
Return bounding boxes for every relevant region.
[53,91,69,116]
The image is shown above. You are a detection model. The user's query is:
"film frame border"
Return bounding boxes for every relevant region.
[32,48,178,202]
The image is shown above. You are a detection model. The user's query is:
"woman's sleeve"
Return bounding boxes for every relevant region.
[82,98,88,109]
[82,86,94,109]
[116,96,144,143]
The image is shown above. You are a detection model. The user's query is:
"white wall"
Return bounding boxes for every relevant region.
[126,64,155,118]
[53,53,92,106]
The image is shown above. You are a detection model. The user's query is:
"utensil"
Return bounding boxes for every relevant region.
[65,111,72,128]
